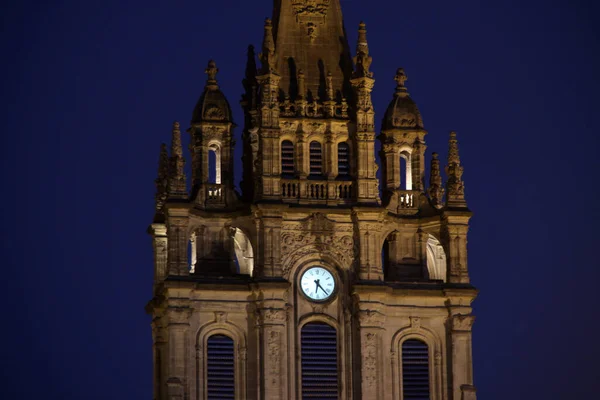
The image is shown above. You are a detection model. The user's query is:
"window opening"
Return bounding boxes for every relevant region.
[281,140,295,175]
[338,142,350,176]
[309,141,323,176]
[207,334,235,399]
[402,339,430,400]
[301,322,338,399]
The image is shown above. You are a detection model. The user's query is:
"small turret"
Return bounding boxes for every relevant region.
[427,152,444,208]
[153,143,169,221]
[259,18,277,74]
[382,68,424,130]
[167,122,187,199]
[189,61,236,209]
[353,22,373,78]
[445,131,467,208]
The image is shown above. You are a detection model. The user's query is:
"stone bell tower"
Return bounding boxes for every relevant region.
[147,1,478,399]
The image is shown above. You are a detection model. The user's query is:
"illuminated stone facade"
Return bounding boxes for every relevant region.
[147,1,477,399]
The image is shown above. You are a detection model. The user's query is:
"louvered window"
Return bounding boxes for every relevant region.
[207,334,235,399]
[309,141,323,176]
[301,322,338,399]
[402,339,430,400]
[281,140,295,175]
[337,142,350,176]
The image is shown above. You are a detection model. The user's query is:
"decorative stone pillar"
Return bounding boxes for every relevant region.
[150,223,168,285]
[165,306,192,400]
[450,314,476,400]
[256,299,288,400]
[442,215,471,283]
[166,216,189,276]
[357,307,386,399]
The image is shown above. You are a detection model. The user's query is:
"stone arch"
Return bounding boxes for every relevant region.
[196,312,247,400]
[231,227,254,276]
[381,230,423,280]
[391,323,443,400]
[426,234,446,281]
[283,245,352,281]
[207,141,221,184]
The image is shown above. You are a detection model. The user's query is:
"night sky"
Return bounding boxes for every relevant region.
[2,0,599,398]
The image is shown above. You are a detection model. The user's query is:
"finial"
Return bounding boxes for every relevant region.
[445,131,466,207]
[427,152,444,208]
[353,21,373,78]
[171,121,182,158]
[326,71,334,100]
[259,18,277,74]
[205,60,219,87]
[154,143,169,214]
[168,121,187,198]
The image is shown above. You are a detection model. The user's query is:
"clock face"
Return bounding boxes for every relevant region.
[300,267,336,302]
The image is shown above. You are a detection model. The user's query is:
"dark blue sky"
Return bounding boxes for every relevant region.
[2,0,599,398]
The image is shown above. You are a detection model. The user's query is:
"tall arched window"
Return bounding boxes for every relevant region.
[281,140,295,175]
[309,141,323,176]
[208,144,221,184]
[400,151,412,190]
[337,142,350,176]
[207,334,235,399]
[301,322,338,398]
[402,339,430,399]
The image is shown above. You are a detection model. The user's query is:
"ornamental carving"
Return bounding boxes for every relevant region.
[204,104,225,120]
[452,314,475,331]
[362,332,377,388]
[410,316,421,329]
[280,213,356,276]
[292,0,330,19]
[267,330,281,384]
[359,310,386,328]
[260,308,287,324]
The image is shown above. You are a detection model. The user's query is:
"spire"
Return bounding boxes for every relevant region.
[445,131,467,207]
[353,22,373,78]
[205,60,219,89]
[270,0,352,98]
[154,143,169,220]
[427,152,444,208]
[259,18,277,74]
[168,121,187,198]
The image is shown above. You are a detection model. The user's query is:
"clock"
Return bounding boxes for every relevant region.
[300,267,336,302]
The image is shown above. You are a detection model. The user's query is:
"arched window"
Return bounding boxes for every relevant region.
[337,142,350,176]
[402,339,430,399]
[309,141,323,176]
[400,150,412,190]
[281,140,295,175]
[301,322,338,398]
[207,334,235,399]
[208,144,221,184]
[426,234,446,281]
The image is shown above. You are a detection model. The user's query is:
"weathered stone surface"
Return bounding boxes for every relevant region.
[147,1,476,399]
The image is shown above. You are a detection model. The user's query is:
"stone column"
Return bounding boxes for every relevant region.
[165,306,192,400]
[356,306,386,399]
[450,314,476,400]
[150,223,168,286]
[256,297,288,400]
[442,214,471,284]
[167,216,189,276]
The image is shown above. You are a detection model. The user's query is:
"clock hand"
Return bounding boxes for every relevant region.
[316,281,329,295]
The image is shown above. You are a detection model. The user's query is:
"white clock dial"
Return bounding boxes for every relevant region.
[300,267,336,301]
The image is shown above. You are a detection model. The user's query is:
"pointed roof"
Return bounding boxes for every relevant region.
[271,0,353,99]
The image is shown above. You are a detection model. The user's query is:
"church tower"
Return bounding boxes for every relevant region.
[147,1,477,399]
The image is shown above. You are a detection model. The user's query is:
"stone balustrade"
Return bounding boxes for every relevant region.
[281,178,354,204]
